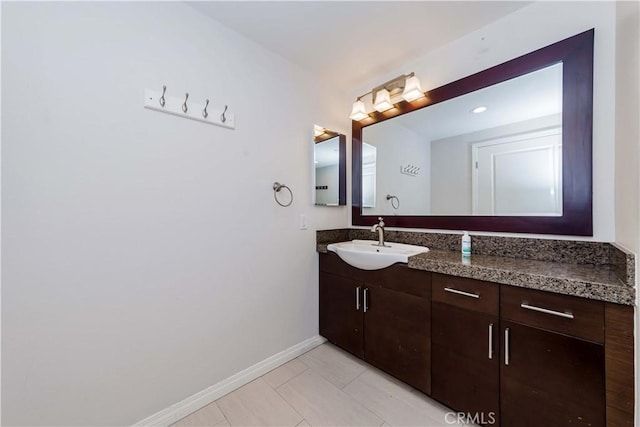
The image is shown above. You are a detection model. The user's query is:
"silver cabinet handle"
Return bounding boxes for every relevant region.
[444,287,480,299]
[520,302,574,319]
[488,323,494,360]
[355,286,361,311]
[363,288,369,313]
[504,328,510,366]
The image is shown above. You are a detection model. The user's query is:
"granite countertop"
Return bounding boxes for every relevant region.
[408,250,634,305]
[317,242,635,306]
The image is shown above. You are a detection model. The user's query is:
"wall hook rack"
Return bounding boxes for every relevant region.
[400,164,420,177]
[144,86,235,130]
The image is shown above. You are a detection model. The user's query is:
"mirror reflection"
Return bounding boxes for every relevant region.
[362,63,563,216]
[314,126,346,206]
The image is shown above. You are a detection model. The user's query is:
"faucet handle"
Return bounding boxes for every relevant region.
[378,217,385,227]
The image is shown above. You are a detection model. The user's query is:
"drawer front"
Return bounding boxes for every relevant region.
[432,273,499,315]
[363,265,431,299]
[501,286,604,343]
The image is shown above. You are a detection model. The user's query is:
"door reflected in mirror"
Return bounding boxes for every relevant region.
[362,63,563,217]
[314,126,346,206]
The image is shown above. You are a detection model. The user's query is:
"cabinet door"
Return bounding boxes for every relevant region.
[431,303,499,425]
[319,272,364,358]
[501,320,605,426]
[363,285,431,393]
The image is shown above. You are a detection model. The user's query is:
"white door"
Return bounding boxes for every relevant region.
[362,143,377,208]
[472,128,562,216]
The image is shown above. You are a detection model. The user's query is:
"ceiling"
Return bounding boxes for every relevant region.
[187,1,532,92]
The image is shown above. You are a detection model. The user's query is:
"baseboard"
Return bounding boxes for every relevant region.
[133,335,326,426]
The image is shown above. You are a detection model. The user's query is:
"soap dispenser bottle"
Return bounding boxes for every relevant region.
[461,231,472,255]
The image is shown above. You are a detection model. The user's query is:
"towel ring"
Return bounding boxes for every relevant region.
[273,182,293,207]
[386,194,400,210]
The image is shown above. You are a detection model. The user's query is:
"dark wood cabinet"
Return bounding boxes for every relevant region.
[431,275,609,427]
[431,274,500,426]
[500,286,606,427]
[319,271,363,358]
[318,255,633,426]
[500,320,605,426]
[319,252,431,393]
[364,285,431,392]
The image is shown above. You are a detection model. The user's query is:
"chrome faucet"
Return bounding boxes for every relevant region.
[371,217,389,247]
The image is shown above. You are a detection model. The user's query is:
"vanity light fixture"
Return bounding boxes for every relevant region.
[472,106,488,114]
[313,124,326,137]
[349,98,369,121]
[349,72,425,121]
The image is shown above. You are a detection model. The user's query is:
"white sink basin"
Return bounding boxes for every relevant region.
[326,240,429,270]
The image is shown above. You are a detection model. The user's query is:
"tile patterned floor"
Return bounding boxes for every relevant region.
[173,343,470,427]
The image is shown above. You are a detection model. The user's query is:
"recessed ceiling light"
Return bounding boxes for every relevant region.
[472,106,488,114]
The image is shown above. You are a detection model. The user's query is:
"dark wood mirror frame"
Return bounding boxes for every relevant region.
[352,29,594,235]
[315,133,347,206]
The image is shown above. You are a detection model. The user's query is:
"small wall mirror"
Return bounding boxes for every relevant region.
[314,125,346,206]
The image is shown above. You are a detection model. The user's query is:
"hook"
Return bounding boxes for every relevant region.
[221,105,228,123]
[202,99,209,119]
[182,93,189,113]
[159,85,167,107]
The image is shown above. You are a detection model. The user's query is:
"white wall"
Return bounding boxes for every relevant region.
[1,2,348,425]
[351,1,616,241]
[615,2,640,254]
[613,1,640,424]
[362,120,430,216]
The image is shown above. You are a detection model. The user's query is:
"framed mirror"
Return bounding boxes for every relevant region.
[352,29,594,235]
[314,126,346,206]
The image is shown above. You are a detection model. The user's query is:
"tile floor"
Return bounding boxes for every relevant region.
[173,343,471,427]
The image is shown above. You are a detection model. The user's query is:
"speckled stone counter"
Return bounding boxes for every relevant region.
[409,250,633,305]
[317,229,636,306]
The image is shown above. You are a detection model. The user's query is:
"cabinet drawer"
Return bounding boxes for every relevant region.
[432,274,499,316]
[364,266,431,299]
[501,286,604,343]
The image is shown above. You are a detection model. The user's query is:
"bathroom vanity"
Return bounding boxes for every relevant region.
[320,27,635,426]
[317,230,635,426]
[319,252,432,393]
